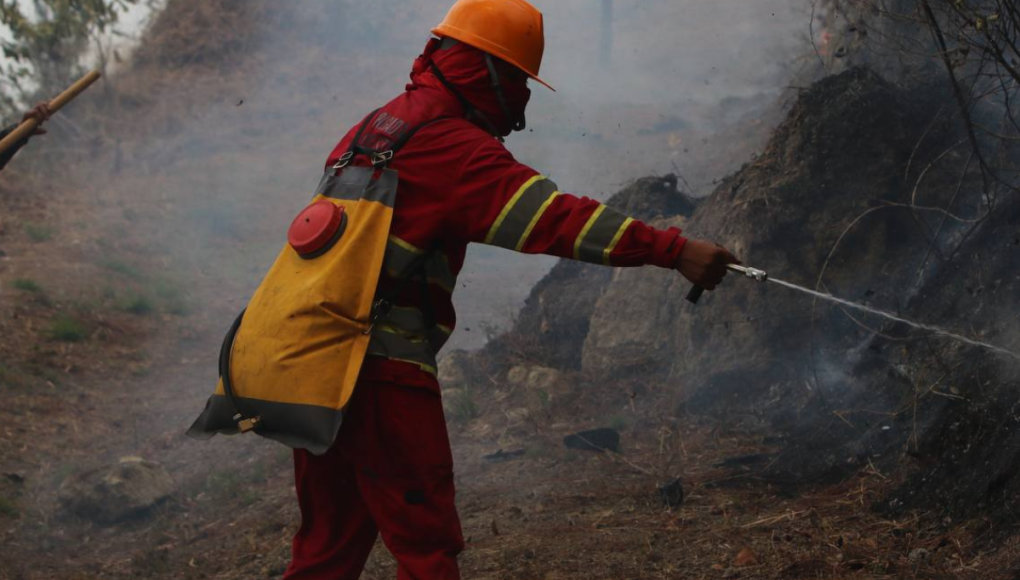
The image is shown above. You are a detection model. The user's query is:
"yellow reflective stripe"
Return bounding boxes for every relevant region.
[376,324,428,343]
[515,191,561,251]
[383,306,428,334]
[368,328,438,375]
[574,205,629,264]
[603,217,635,265]
[376,356,438,376]
[383,237,457,293]
[487,178,561,250]
[417,362,439,376]
[383,268,456,295]
[374,306,452,354]
[484,175,545,245]
[389,234,424,255]
[573,205,607,260]
[384,235,425,279]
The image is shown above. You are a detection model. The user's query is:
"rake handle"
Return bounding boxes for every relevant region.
[0,70,102,158]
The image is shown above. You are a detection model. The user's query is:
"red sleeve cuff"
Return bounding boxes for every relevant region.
[648,227,687,269]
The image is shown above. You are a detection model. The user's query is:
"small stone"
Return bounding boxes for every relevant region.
[908,548,930,565]
[734,547,758,567]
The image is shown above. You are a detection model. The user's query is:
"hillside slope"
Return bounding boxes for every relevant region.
[462,67,1020,528]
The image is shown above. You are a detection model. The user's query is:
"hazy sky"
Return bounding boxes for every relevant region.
[107,0,813,351]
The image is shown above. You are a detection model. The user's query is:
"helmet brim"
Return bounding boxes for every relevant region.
[431,27,555,92]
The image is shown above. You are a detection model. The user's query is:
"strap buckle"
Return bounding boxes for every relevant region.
[332,151,354,170]
[370,150,394,166]
[233,413,262,434]
[364,299,393,335]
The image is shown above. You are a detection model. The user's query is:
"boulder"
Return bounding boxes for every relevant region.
[478,67,1020,523]
[482,175,696,372]
[58,457,174,523]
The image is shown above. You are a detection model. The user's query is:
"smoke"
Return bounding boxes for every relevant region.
[248,0,815,350]
[19,0,819,366]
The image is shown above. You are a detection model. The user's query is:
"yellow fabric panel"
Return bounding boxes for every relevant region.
[223,191,394,411]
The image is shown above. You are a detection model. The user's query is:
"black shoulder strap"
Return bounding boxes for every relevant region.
[350,109,379,148]
[337,111,453,169]
[390,116,450,155]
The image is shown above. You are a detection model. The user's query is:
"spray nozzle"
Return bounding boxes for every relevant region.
[686,263,769,304]
[727,264,768,282]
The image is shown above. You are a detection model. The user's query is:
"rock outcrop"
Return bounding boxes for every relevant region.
[477,67,1020,523]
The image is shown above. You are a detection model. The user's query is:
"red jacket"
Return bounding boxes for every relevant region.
[327,40,687,391]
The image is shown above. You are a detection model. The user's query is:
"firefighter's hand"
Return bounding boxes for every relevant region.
[22,102,51,136]
[676,239,740,291]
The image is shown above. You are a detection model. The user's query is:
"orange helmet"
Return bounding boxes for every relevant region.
[432,0,553,90]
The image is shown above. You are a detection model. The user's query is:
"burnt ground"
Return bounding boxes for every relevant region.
[4,320,1020,580]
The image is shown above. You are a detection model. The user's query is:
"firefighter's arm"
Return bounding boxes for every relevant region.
[452,138,693,269]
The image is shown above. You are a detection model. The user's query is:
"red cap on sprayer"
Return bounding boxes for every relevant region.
[288,200,345,257]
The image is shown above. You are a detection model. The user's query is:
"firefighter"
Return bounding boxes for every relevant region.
[279,0,738,578]
[0,102,51,171]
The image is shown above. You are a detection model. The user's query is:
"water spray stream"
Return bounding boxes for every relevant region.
[726,265,1020,361]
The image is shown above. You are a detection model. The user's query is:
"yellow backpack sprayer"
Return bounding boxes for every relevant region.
[188,111,447,454]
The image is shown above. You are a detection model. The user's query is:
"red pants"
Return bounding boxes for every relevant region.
[283,380,464,580]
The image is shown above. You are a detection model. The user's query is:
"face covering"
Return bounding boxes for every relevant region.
[407,37,532,138]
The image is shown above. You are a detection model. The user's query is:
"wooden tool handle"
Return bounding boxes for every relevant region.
[0,70,102,158]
